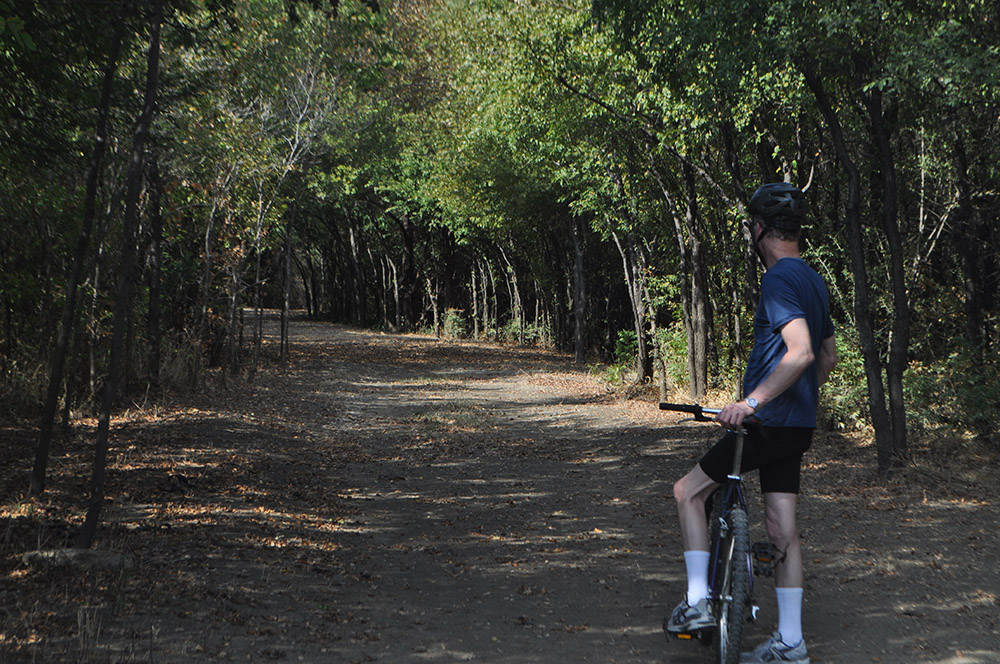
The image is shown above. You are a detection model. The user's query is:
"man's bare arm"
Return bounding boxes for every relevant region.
[718,317,814,428]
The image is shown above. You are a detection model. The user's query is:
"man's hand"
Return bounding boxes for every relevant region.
[717,399,756,430]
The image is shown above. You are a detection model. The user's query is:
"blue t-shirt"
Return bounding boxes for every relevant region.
[743,258,834,428]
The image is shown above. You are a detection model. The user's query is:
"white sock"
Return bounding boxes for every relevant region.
[684,550,711,604]
[776,587,804,646]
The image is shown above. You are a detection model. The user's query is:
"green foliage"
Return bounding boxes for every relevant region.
[0,350,45,420]
[0,0,35,51]
[906,351,1000,437]
[442,308,466,340]
[614,329,638,366]
[820,331,869,432]
[655,322,690,390]
[1,0,999,475]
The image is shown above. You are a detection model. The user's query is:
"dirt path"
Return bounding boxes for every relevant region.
[4,319,999,663]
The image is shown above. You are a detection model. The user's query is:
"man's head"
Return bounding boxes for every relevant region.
[747,182,806,242]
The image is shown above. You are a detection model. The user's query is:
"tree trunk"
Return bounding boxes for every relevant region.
[77,0,162,549]
[572,217,586,364]
[427,277,440,338]
[953,135,986,354]
[348,216,366,325]
[802,59,897,475]
[147,155,163,388]
[249,211,265,381]
[649,157,710,397]
[31,15,123,496]
[611,230,652,381]
[681,162,710,398]
[281,206,295,364]
[864,87,909,466]
[397,214,417,331]
[471,266,480,339]
[499,246,522,343]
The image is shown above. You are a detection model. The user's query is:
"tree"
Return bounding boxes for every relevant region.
[78,0,163,549]
[31,8,127,496]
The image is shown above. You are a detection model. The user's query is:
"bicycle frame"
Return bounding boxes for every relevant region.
[708,428,757,621]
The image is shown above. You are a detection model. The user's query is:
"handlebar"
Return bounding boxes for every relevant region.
[659,402,721,422]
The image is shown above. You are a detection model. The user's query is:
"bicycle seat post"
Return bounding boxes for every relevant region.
[728,428,746,480]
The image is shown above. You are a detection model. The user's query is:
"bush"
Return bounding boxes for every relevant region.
[906,350,1000,437]
[0,351,45,420]
[614,329,638,366]
[443,309,466,339]
[819,331,869,431]
[654,322,690,391]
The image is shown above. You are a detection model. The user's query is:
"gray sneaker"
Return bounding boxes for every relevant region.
[740,632,809,663]
[664,597,714,633]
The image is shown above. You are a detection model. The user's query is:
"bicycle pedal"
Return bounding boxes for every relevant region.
[752,541,778,577]
[666,627,715,644]
[663,619,715,643]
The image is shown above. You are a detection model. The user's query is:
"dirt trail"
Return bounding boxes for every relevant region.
[3,318,999,663]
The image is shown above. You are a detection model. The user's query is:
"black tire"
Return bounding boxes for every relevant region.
[714,507,751,664]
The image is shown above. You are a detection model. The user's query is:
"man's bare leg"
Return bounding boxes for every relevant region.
[763,492,804,646]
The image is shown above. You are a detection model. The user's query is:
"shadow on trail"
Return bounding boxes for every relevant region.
[15,320,993,664]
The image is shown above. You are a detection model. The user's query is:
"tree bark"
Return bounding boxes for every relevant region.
[611,230,653,381]
[572,217,586,364]
[802,58,897,475]
[397,214,417,331]
[31,14,123,496]
[147,155,163,388]
[649,157,709,397]
[470,266,480,339]
[953,135,986,354]
[681,161,710,398]
[280,205,296,364]
[77,0,162,548]
[864,86,909,466]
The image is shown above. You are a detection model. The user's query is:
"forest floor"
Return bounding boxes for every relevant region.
[2,314,999,664]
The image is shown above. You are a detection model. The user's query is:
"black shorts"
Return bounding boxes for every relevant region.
[698,427,813,494]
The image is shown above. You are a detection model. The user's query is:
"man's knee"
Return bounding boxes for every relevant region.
[672,476,690,504]
[674,467,715,506]
[765,514,798,550]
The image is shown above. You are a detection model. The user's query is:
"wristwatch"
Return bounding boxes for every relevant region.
[745,397,759,412]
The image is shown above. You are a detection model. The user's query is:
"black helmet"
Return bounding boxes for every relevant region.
[748,183,806,229]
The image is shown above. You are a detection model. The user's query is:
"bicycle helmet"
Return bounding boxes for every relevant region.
[748,182,806,230]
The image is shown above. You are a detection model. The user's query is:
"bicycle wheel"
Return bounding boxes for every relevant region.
[714,506,750,664]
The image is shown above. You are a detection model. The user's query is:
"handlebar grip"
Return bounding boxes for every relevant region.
[658,402,721,422]
[659,402,703,413]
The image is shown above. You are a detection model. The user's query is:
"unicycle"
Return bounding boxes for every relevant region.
[660,403,772,664]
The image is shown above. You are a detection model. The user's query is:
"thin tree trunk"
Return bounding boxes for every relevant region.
[649,157,709,396]
[249,211,265,381]
[611,230,652,381]
[396,214,417,331]
[572,217,586,364]
[147,155,163,389]
[681,162,710,398]
[348,218,366,325]
[428,277,440,338]
[953,135,985,354]
[471,266,480,339]
[77,0,162,548]
[31,15,123,496]
[280,206,295,364]
[865,87,909,466]
[498,246,523,343]
[803,58,896,475]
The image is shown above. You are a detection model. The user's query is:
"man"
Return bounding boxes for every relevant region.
[664,183,837,663]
